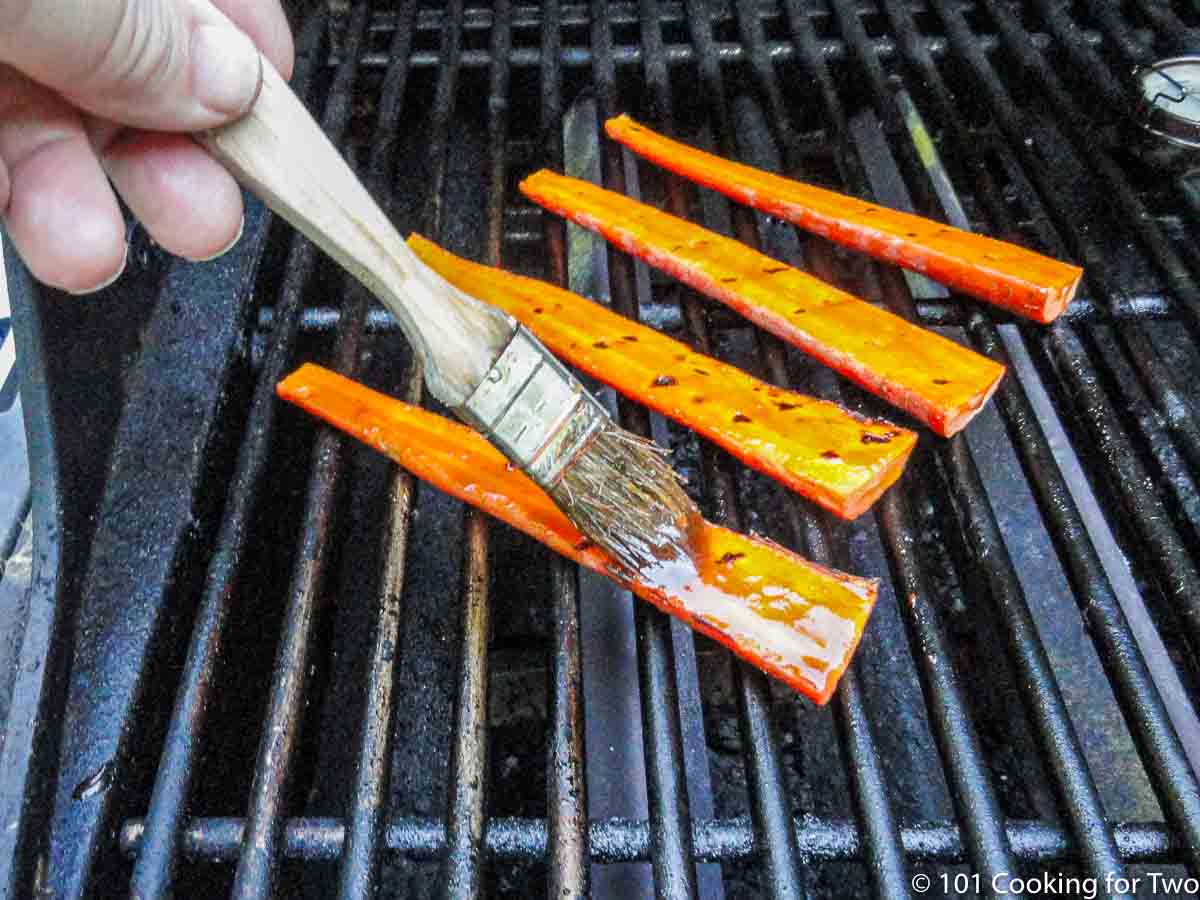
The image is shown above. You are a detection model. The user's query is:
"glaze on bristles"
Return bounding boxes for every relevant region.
[546,422,703,573]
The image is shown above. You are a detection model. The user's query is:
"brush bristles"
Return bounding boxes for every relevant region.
[546,422,703,573]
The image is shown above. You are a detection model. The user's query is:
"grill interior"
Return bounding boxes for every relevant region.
[3,0,1200,898]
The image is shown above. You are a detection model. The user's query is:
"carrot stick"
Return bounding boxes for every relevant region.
[606,115,1082,323]
[520,169,1005,437]
[278,363,877,703]
[407,234,916,519]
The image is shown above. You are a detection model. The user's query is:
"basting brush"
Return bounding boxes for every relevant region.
[197,55,700,572]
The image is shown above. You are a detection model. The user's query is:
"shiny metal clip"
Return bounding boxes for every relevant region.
[459,326,609,488]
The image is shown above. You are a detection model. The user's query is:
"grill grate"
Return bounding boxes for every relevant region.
[3,1,1200,898]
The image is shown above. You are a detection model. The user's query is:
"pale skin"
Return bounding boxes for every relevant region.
[0,0,295,293]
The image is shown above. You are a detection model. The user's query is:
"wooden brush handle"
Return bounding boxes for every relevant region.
[198,59,515,406]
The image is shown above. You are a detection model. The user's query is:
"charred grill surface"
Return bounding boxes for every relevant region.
[3,2,1200,899]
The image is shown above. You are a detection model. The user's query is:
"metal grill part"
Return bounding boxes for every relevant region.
[2,1,1200,899]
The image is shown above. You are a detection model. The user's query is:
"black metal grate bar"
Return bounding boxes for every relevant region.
[725,12,914,894]
[353,0,1083,35]
[231,13,377,897]
[119,814,1183,864]
[486,0,514,263]
[423,0,467,247]
[336,392,420,900]
[335,4,422,897]
[907,1,1200,484]
[1079,0,1157,66]
[769,1,1021,891]
[250,292,1180,355]
[979,2,1197,339]
[872,1,1200,863]
[1104,325,1200,478]
[394,1,497,894]
[922,0,1200,599]
[442,511,492,898]
[947,0,1200,648]
[913,296,1176,325]
[1030,0,1140,109]
[815,1,1141,891]
[966,321,1200,829]
[253,289,1181,347]
[937,434,1130,887]
[126,13,341,899]
[546,560,591,898]
[92,1,1200,896]
[443,3,504,889]
[883,4,1200,864]
[341,31,1095,72]
[1129,0,1191,45]
[590,1,701,894]
[665,1,815,895]
[877,490,1021,893]
[879,0,1200,875]
[541,4,592,894]
[832,669,912,897]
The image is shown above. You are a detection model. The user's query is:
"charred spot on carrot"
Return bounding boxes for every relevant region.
[861,432,894,444]
[652,375,678,387]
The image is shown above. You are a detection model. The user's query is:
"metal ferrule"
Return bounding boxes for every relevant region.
[457,326,610,488]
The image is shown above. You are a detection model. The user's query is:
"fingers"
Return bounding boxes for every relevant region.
[0,1,296,291]
[213,0,295,80]
[0,0,264,132]
[102,131,245,262]
[0,68,126,294]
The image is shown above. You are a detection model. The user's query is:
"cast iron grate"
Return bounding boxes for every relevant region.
[3,0,1200,898]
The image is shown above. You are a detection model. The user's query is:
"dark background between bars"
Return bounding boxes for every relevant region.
[2,0,1200,898]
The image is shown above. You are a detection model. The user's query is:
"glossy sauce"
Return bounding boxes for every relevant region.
[606,115,1082,324]
[408,234,916,518]
[520,169,1008,437]
[278,363,878,702]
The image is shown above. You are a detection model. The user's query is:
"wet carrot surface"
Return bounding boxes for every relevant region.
[408,234,916,519]
[278,363,877,703]
[606,115,1083,323]
[520,169,1006,437]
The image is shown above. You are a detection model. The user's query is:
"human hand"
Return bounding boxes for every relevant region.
[0,0,294,293]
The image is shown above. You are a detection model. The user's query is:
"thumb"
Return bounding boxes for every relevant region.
[0,0,263,132]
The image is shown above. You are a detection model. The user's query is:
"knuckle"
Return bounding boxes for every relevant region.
[85,0,183,93]
[0,0,33,37]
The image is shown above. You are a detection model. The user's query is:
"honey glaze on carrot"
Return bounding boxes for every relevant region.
[605,115,1083,323]
[407,233,916,519]
[519,169,1007,437]
[638,526,873,701]
[278,363,877,702]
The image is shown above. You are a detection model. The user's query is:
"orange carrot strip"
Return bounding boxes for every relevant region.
[278,363,877,703]
[520,169,1006,437]
[606,115,1082,323]
[407,234,916,519]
